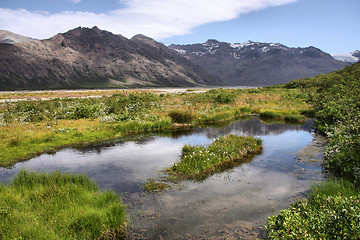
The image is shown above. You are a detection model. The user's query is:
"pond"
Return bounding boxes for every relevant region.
[0,117,326,239]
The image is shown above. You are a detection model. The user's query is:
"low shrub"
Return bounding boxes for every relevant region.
[215,91,236,104]
[323,117,360,185]
[266,180,360,239]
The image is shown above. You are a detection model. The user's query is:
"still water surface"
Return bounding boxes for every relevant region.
[0,117,326,239]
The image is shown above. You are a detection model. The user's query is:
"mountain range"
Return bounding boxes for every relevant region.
[0,27,220,90]
[169,40,349,86]
[0,27,354,90]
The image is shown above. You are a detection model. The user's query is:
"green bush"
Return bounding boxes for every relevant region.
[266,181,360,239]
[324,117,360,185]
[215,91,236,104]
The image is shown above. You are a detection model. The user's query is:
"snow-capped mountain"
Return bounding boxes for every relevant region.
[332,50,360,63]
[169,40,349,86]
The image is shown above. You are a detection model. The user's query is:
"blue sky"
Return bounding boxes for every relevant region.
[0,0,358,54]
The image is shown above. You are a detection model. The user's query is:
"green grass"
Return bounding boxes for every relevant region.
[259,110,305,123]
[266,180,360,239]
[143,178,171,193]
[167,134,262,180]
[0,170,127,239]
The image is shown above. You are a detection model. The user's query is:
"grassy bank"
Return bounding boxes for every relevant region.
[0,88,310,167]
[266,63,360,238]
[0,170,127,239]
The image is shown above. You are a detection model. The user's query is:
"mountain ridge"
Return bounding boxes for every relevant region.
[169,39,349,86]
[0,28,353,89]
[0,27,221,90]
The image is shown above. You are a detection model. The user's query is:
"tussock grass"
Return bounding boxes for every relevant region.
[0,170,127,239]
[309,179,360,198]
[259,110,305,123]
[168,110,194,124]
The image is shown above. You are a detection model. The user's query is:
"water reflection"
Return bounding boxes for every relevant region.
[0,117,325,239]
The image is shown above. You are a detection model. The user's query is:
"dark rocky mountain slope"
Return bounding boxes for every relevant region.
[170,40,348,86]
[0,27,221,90]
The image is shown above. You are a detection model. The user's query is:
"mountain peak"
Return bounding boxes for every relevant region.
[353,50,360,58]
[131,34,155,41]
[205,39,220,44]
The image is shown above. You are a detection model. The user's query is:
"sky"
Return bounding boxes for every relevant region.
[0,0,359,54]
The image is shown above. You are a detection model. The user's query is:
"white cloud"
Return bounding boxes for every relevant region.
[66,0,82,3]
[0,0,297,40]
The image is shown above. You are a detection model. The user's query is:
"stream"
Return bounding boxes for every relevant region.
[0,117,327,239]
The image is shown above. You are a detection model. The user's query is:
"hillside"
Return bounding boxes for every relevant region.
[0,27,221,90]
[170,40,349,86]
[0,30,34,44]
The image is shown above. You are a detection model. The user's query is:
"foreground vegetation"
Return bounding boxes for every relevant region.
[0,87,310,167]
[267,180,360,239]
[266,63,360,238]
[0,170,127,239]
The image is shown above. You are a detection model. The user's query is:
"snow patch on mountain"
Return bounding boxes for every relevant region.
[332,52,359,63]
[230,40,256,49]
[173,48,186,55]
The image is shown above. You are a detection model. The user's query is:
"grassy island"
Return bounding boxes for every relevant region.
[167,134,262,180]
